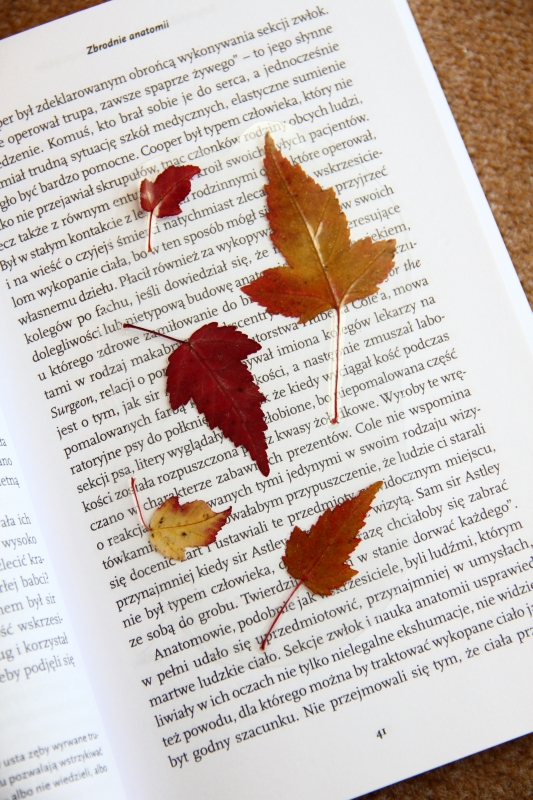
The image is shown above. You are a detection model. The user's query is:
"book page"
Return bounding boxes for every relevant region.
[0,1,533,798]
[0,407,126,799]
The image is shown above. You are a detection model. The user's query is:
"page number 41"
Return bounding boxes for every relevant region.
[377,728,387,739]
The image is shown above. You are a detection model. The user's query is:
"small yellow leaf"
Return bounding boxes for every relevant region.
[149,496,231,561]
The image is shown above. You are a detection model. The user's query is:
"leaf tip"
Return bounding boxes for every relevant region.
[259,459,270,478]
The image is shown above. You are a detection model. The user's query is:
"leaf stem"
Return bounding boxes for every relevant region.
[123,323,185,344]
[147,210,153,253]
[131,477,150,531]
[331,307,341,424]
[260,579,303,650]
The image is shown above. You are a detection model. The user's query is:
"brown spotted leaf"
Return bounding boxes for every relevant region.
[132,477,230,561]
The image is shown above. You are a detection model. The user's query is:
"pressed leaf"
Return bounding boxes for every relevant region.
[140,164,200,252]
[131,477,230,561]
[261,481,382,648]
[242,133,396,422]
[150,496,231,560]
[124,322,270,476]
[283,481,382,594]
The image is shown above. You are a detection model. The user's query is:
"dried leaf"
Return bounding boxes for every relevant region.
[140,164,200,252]
[283,482,382,594]
[131,477,230,561]
[242,133,396,422]
[150,496,231,561]
[124,322,270,476]
[261,481,382,648]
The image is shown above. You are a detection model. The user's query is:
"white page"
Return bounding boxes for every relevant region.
[0,1,533,798]
[0,407,126,799]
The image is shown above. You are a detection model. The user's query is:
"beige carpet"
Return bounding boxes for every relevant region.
[0,1,532,797]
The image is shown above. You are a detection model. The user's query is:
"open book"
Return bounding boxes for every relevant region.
[1,1,532,798]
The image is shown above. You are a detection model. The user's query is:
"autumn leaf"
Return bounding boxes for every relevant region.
[131,477,230,560]
[140,164,200,253]
[242,133,396,423]
[124,322,270,476]
[261,481,382,649]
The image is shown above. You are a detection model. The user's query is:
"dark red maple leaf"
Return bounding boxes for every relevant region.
[261,482,382,648]
[124,322,270,476]
[140,164,200,252]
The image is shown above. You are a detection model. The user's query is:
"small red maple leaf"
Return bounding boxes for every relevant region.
[124,322,270,476]
[140,164,200,252]
[261,482,383,648]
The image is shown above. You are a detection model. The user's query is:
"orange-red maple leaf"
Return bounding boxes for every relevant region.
[242,133,396,422]
[140,164,200,252]
[261,481,382,648]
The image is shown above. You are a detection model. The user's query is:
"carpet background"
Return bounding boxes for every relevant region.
[1,1,531,797]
